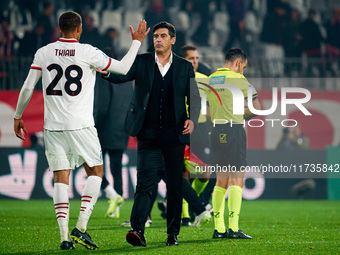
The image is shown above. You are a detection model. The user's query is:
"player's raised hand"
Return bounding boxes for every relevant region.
[129,20,150,43]
[14,118,27,141]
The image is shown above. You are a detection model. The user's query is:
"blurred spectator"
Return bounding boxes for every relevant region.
[0,16,14,59]
[80,13,101,47]
[0,15,18,89]
[244,3,261,57]
[70,0,96,14]
[325,7,340,76]
[223,0,246,53]
[300,9,325,77]
[18,0,40,21]
[36,0,55,47]
[100,27,119,54]
[50,24,61,42]
[260,2,289,76]
[122,0,146,11]
[266,0,286,13]
[187,0,211,47]
[2,0,340,83]
[283,9,302,75]
[6,0,34,40]
[18,24,46,57]
[144,0,171,50]
[276,125,310,150]
[102,0,123,10]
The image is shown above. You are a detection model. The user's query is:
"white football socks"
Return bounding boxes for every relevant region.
[75,176,102,232]
[53,183,71,242]
[104,184,118,200]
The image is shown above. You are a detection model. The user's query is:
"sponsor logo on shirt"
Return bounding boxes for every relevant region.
[209,76,225,85]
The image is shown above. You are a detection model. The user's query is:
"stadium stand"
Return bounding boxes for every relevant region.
[1,0,340,89]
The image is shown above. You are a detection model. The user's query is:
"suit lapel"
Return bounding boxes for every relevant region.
[148,52,155,90]
[172,53,182,92]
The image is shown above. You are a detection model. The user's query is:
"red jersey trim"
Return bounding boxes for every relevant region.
[58,38,79,43]
[30,66,42,70]
[102,58,112,71]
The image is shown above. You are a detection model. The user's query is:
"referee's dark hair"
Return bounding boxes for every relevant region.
[153,21,176,38]
[180,45,197,58]
[59,11,82,34]
[225,48,247,63]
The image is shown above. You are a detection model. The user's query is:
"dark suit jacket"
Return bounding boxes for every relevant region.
[103,52,201,145]
[94,74,133,150]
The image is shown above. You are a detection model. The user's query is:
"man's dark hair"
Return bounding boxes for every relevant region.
[153,21,176,38]
[59,11,82,34]
[180,45,197,58]
[225,48,247,63]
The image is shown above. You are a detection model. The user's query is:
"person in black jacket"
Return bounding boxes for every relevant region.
[300,9,325,77]
[97,21,201,247]
[94,48,133,218]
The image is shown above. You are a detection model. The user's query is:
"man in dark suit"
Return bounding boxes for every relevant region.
[97,21,201,247]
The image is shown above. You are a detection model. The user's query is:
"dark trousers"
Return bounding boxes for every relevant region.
[147,170,205,219]
[182,176,205,215]
[100,149,124,195]
[130,129,185,235]
[199,178,216,205]
[147,169,166,218]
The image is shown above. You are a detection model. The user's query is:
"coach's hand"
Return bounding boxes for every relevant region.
[130,19,150,43]
[14,118,27,141]
[182,120,194,135]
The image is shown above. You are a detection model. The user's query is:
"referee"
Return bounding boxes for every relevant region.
[208,48,261,239]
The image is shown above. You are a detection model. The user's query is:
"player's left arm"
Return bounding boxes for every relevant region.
[244,83,261,120]
[244,98,261,120]
[14,69,42,140]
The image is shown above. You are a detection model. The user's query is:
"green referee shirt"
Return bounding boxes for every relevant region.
[208,68,257,124]
[195,71,209,123]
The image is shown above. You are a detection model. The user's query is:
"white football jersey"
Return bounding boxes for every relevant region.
[31,38,112,131]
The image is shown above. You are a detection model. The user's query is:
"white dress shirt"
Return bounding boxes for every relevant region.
[155,52,173,77]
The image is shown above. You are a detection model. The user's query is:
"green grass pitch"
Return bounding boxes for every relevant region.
[0,199,339,254]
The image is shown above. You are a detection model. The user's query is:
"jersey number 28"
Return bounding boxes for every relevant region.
[46,64,83,96]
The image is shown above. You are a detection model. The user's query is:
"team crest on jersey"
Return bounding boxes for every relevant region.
[102,52,109,59]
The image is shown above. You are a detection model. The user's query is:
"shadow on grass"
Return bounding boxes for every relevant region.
[12,238,233,254]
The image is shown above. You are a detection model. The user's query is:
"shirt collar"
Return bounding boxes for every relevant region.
[155,52,173,66]
[58,38,79,43]
[217,68,230,71]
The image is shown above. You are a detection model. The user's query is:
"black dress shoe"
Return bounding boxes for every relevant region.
[227,229,252,239]
[166,234,179,246]
[126,230,147,247]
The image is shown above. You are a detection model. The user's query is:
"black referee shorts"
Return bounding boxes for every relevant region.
[210,123,247,170]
